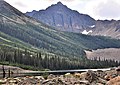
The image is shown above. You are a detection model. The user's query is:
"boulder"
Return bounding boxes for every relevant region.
[74,73,81,78]
[79,80,90,84]
[34,76,44,80]
[58,78,67,85]
[105,70,117,77]
[0,79,7,84]
[116,66,120,75]
[42,79,51,84]
[107,76,120,85]
[96,70,106,79]
[85,70,98,83]
[65,73,71,76]
[85,70,107,84]
[104,75,114,81]
[79,72,87,80]
[8,79,18,83]
[98,77,107,84]
[47,74,56,79]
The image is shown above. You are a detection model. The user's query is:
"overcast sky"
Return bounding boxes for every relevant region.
[4,0,120,20]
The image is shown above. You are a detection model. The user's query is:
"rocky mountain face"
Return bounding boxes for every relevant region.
[26,2,95,33]
[26,2,120,39]
[85,48,120,61]
[90,20,120,39]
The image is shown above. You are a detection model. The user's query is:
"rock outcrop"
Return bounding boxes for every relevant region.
[26,2,95,33]
[26,2,120,39]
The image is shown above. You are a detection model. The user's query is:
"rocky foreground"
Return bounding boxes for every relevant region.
[0,67,120,85]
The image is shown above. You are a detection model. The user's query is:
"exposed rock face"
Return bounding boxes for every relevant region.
[90,20,120,39]
[26,2,95,33]
[85,48,120,61]
[26,2,120,39]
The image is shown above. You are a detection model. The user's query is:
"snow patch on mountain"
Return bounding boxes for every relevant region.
[89,25,95,28]
[82,30,92,35]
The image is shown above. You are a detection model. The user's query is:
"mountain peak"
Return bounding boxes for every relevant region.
[26,2,95,33]
[54,1,69,11]
[57,1,63,5]
[45,1,67,12]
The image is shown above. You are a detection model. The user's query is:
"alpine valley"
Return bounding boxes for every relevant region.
[0,0,120,70]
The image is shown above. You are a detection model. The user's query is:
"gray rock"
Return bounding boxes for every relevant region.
[85,70,98,83]
[47,74,56,79]
[26,2,120,39]
[96,70,106,79]
[84,70,107,84]
[26,2,95,33]
[0,79,7,84]
[79,80,90,85]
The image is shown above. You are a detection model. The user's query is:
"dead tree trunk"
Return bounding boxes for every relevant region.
[2,65,5,78]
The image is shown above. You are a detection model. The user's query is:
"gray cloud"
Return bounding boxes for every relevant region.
[95,0,120,19]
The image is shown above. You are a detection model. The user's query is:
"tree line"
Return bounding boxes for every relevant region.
[0,46,120,70]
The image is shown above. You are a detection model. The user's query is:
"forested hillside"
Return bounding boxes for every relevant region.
[0,0,120,70]
[0,45,119,70]
[1,19,120,57]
